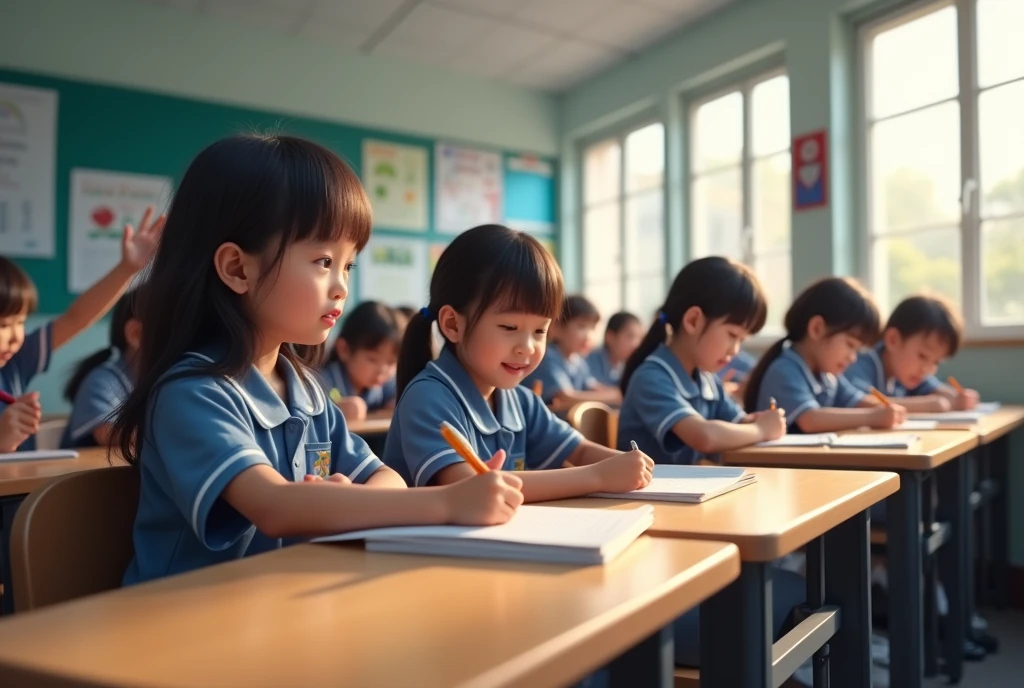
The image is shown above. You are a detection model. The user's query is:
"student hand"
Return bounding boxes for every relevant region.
[592,449,654,493]
[0,392,42,452]
[485,449,507,471]
[120,206,167,272]
[871,403,907,429]
[753,408,787,441]
[443,471,524,526]
[303,473,352,485]
[952,389,980,411]
[338,395,368,421]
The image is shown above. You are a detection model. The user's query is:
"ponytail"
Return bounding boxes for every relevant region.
[63,348,116,402]
[397,311,437,397]
[620,314,669,394]
[742,338,787,412]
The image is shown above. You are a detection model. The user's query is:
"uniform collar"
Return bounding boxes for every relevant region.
[426,347,525,434]
[646,344,719,401]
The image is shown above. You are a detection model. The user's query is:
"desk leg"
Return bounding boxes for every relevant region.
[887,471,923,688]
[0,497,20,616]
[923,474,939,678]
[988,436,1010,608]
[607,624,673,688]
[825,510,871,688]
[700,562,772,688]
[937,452,969,684]
[806,537,829,688]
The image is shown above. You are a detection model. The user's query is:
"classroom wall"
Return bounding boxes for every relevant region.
[560,0,1024,565]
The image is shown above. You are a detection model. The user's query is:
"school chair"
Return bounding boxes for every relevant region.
[34,417,68,451]
[9,465,138,612]
[567,401,616,448]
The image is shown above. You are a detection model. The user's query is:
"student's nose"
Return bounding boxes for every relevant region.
[331,269,349,301]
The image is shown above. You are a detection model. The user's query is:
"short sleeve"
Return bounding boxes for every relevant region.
[712,379,747,422]
[575,357,599,390]
[380,377,398,406]
[148,378,272,551]
[325,401,382,482]
[759,358,819,424]
[910,375,943,395]
[834,374,866,407]
[64,364,128,444]
[392,379,470,486]
[843,355,875,394]
[516,389,583,469]
[7,324,52,390]
[627,363,700,453]
[523,355,574,403]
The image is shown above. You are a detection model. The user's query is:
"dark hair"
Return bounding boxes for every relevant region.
[622,257,767,393]
[605,311,641,338]
[394,305,417,321]
[112,134,372,465]
[397,225,563,396]
[64,290,139,402]
[329,301,405,360]
[0,257,38,317]
[744,276,880,411]
[886,294,962,356]
[559,294,600,326]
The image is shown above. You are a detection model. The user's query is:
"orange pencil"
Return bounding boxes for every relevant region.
[869,387,892,408]
[440,421,489,475]
[948,376,964,393]
[532,380,543,397]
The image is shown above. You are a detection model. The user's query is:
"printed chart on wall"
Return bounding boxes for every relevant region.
[362,140,428,231]
[68,169,173,292]
[358,235,428,308]
[0,82,58,257]
[435,144,502,233]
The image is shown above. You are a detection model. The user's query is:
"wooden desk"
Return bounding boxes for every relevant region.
[546,468,898,688]
[347,415,391,436]
[0,539,739,688]
[722,431,978,687]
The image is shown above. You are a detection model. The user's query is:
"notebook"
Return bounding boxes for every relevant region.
[0,449,79,462]
[907,411,987,423]
[313,505,655,565]
[896,420,940,430]
[757,433,921,449]
[591,464,756,503]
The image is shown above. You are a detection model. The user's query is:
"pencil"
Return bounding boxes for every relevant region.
[0,390,15,405]
[440,421,489,475]
[948,376,964,393]
[532,380,543,397]
[329,388,343,405]
[769,397,776,410]
[869,387,892,408]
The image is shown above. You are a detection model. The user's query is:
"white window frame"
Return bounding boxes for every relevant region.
[580,120,667,317]
[686,67,791,336]
[859,0,1024,340]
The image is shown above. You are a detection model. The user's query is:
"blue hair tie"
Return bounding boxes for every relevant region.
[657,311,668,325]
[420,306,434,321]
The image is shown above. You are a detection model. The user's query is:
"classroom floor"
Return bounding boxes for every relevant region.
[921,610,1024,687]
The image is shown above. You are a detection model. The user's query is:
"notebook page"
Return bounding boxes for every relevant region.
[976,402,1001,414]
[896,420,940,430]
[756,434,837,447]
[0,450,79,462]
[907,411,986,423]
[830,433,920,448]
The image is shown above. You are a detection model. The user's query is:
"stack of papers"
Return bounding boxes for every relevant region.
[0,450,78,462]
[591,465,756,503]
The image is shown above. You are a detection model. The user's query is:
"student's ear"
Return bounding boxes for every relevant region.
[883,327,902,350]
[436,305,466,345]
[807,315,828,341]
[213,242,259,295]
[680,306,704,335]
[124,318,143,351]
[335,338,351,362]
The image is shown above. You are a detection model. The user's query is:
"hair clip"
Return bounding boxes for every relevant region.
[420,306,434,321]
[657,311,668,325]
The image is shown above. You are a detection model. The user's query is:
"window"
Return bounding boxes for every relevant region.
[689,72,791,330]
[863,0,1024,333]
[582,122,666,322]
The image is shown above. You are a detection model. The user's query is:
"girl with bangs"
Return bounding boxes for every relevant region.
[113,135,524,586]
[384,224,654,501]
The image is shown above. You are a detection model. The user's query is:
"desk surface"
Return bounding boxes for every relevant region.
[348,415,392,436]
[720,430,978,471]
[0,448,118,499]
[0,538,738,688]
[543,467,898,562]
[972,406,1024,444]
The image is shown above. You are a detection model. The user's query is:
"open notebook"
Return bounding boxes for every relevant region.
[909,402,1001,424]
[0,450,78,462]
[757,433,921,449]
[591,465,756,504]
[313,505,654,565]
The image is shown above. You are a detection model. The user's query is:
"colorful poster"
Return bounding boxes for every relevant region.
[0,83,58,257]
[358,235,429,307]
[792,129,828,211]
[435,143,503,233]
[362,140,427,231]
[68,169,173,293]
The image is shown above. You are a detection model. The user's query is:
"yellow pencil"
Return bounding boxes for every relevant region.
[948,376,964,394]
[329,388,343,405]
[440,421,489,475]
[869,387,892,408]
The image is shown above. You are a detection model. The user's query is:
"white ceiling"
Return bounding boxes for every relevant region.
[139,0,737,91]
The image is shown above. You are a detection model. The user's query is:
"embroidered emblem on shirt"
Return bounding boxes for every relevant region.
[513,457,526,471]
[314,450,331,478]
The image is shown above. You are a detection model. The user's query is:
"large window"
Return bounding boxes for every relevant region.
[689,72,791,329]
[582,122,666,321]
[863,0,1024,332]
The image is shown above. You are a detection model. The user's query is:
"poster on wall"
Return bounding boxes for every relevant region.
[435,143,502,233]
[0,82,58,257]
[68,169,173,293]
[505,154,555,236]
[358,235,429,308]
[792,129,828,211]
[428,242,447,274]
[362,140,427,231]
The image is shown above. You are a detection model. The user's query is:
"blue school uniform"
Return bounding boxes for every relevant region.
[318,359,396,412]
[383,347,583,486]
[755,344,865,428]
[616,344,745,465]
[60,353,134,448]
[719,349,757,381]
[585,347,622,386]
[124,346,382,586]
[844,343,944,397]
[522,346,597,404]
[0,324,53,450]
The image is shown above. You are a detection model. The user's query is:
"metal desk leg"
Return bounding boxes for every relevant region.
[825,511,872,688]
[988,436,1010,608]
[608,624,674,688]
[700,562,772,688]
[887,471,924,688]
[937,451,969,684]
